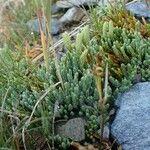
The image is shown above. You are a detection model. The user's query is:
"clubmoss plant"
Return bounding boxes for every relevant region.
[1,3,150,150]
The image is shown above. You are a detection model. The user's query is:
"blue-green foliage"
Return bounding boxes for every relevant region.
[1,7,150,149]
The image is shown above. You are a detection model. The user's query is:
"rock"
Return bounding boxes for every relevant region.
[98,0,129,6]
[59,7,85,24]
[126,1,150,20]
[56,0,99,8]
[26,18,62,35]
[52,4,62,14]
[55,118,86,141]
[111,82,150,150]
[56,0,123,8]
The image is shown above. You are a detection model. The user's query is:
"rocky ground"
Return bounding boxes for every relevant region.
[26,0,150,62]
[1,0,150,150]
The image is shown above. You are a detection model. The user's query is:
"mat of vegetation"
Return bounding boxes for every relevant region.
[0,3,150,150]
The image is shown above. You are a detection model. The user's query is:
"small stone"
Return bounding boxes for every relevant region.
[56,0,123,8]
[55,118,86,141]
[111,82,150,150]
[59,7,85,24]
[56,0,73,8]
[98,0,129,6]
[56,0,99,8]
[52,4,62,14]
[126,1,150,20]
[26,18,62,35]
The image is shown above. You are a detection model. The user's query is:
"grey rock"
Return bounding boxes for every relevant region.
[98,0,129,6]
[26,18,61,35]
[52,4,62,14]
[126,1,150,19]
[111,82,150,150]
[56,0,119,8]
[55,118,86,141]
[56,0,99,8]
[59,7,85,24]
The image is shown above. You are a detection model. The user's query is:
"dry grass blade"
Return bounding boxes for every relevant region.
[1,87,10,116]
[0,109,26,117]
[39,17,49,70]
[22,82,61,150]
[104,62,109,105]
[10,115,20,150]
[99,62,109,140]
[26,81,61,125]
[32,20,89,63]
[54,52,64,88]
